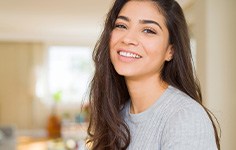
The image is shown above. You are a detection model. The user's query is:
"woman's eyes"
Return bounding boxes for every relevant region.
[143,28,157,34]
[114,23,157,35]
[115,24,127,29]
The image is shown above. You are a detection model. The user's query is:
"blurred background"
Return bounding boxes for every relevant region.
[0,0,235,149]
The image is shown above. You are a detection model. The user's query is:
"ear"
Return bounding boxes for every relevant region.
[165,45,174,61]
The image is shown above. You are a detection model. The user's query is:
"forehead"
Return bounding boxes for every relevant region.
[118,1,166,23]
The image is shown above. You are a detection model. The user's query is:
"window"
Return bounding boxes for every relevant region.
[47,46,93,104]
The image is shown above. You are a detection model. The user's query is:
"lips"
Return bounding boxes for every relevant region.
[117,50,142,59]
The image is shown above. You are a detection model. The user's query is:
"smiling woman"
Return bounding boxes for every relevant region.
[109,1,173,80]
[87,0,220,150]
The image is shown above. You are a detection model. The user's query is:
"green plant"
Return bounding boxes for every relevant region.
[53,90,62,103]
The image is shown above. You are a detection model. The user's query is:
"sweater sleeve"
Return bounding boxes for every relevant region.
[161,103,218,150]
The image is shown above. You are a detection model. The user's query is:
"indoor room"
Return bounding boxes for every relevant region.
[0,0,235,149]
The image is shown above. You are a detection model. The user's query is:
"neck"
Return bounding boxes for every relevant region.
[125,74,168,114]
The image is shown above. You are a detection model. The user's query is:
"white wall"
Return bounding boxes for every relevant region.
[193,0,236,149]
[0,42,43,129]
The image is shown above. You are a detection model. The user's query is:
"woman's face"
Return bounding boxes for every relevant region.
[110,0,173,80]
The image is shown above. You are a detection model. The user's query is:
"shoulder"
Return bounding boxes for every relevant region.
[160,86,217,150]
[165,86,209,118]
[165,86,214,135]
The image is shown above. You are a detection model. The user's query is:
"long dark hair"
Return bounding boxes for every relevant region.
[87,0,220,149]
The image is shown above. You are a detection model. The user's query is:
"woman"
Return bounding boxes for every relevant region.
[87,0,220,149]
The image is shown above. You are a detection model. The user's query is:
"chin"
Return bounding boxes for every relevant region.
[114,66,137,77]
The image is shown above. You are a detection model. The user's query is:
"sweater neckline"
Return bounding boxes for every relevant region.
[126,85,174,123]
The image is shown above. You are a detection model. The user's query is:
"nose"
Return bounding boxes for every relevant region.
[122,30,139,46]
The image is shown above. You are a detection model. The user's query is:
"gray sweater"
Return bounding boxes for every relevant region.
[122,86,218,150]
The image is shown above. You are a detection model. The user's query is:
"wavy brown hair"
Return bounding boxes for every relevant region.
[87,0,220,149]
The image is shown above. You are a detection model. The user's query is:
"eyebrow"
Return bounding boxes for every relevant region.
[117,15,163,31]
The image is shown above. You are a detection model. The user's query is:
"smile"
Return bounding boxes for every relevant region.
[118,51,142,59]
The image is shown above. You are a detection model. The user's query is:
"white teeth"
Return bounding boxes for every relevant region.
[119,51,141,58]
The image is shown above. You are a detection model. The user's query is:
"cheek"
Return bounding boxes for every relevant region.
[143,40,163,55]
[110,31,118,48]
[110,30,117,43]
[110,30,124,47]
[109,35,115,56]
[109,33,117,62]
[109,32,115,50]
[109,31,122,59]
[143,37,167,54]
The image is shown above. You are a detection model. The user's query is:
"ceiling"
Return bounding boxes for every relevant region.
[0,0,193,46]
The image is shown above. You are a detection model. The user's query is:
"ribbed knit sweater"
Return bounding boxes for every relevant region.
[121,86,218,150]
